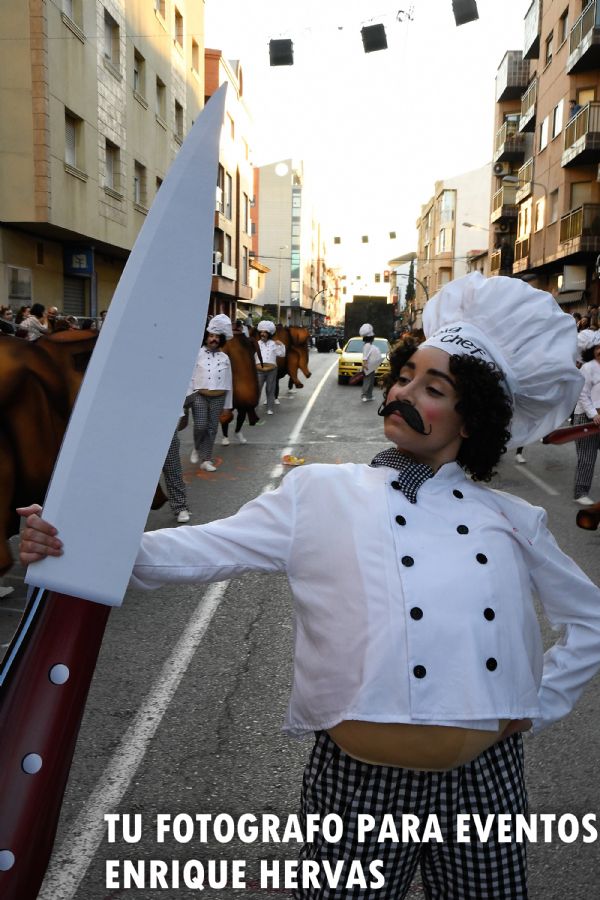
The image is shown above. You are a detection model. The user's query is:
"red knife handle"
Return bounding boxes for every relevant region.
[0,590,110,900]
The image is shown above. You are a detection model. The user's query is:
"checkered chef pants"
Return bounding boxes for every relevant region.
[191,392,226,462]
[295,731,528,900]
[162,429,187,514]
[573,412,600,499]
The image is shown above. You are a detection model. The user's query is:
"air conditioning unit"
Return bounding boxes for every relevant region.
[495,222,511,234]
[493,162,511,176]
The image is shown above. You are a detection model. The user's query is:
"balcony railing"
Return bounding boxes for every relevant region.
[523,0,540,59]
[562,102,600,166]
[495,51,529,102]
[567,0,600,72]
[491,184,518,222]
[515,158,534,203]
[490,249,503,274]
[514,235,530,262]
[494,119,529,162]
[490,246,513,275]
[519,78,537,132]
[559,203,600,243]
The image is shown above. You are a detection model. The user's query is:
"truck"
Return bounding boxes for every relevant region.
[343,295,394,344]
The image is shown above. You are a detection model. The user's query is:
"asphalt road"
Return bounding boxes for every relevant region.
[3,348,600,899]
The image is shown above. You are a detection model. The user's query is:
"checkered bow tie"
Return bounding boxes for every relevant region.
[370,448,434,504]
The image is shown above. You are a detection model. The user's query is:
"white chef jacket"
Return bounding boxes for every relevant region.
[188,346,232,408]
[130,461,600,738]
[254,339,285,367]
[363,342,382,375]
[574,358,600,418]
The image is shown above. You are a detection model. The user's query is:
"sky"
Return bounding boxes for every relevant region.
[204,0,529,272]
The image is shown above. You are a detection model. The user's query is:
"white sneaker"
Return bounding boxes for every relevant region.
[262,399,267,405]
[515,453,526,464]
[200,460,216,472]
[361,397,368,402]
[221,436,230,446]
[267,409,274,415]
[574,496,595,506]
[274,398,280,405]
[236,432,247,444]
[190,448,199,464]
[176,509,191,523]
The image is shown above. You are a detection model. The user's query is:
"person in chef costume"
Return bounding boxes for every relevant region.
[188,313,233,472]
[18,273,600,900]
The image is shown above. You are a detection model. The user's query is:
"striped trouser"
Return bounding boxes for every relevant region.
[162,429,187,514]
[573,412,600,498]
[257,367,278,411]
[191,392,226,462]
[295,731,528,900]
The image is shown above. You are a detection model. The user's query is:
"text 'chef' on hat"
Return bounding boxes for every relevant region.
[421,272,583,448]
[359,323,374,337]
[257,320,276,335]
[207,313,233,340]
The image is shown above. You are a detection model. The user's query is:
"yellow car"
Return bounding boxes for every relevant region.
[337,337,391,385]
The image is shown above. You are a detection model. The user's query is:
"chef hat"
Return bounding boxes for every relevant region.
[359,323,374,337]
[257,320,276,335]
[421,272,583,448]
[207,313,233,340]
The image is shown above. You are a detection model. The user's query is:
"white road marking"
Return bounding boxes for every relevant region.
[514,464,559,496]
[38,356,338,900]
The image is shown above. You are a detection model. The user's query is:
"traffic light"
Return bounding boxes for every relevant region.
[383,270,390,283]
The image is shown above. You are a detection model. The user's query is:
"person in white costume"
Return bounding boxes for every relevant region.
[359,322,382,402]
[188,313,233,472]
[19,274,600,900]
[254,320,285,414]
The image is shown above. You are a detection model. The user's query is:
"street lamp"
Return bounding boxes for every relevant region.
[276,244,288,324]
[310,288,327,328]
[462,222,490,231]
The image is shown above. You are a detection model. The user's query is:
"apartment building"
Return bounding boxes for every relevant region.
[491,0,600,311]
[206,49,257,322]
[252,159,330,327]
[0,0,204,314]
[414,164,492,313]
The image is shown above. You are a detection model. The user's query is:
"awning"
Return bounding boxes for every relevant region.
[557,290,586,305]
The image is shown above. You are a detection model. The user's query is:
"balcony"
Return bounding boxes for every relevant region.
[559,203,600,253]
[495,51,529,102]
[567,0,600,72]
[519,78,537,132]
[513,235,530,272]
[515,158,534,203]
[490,245,514,276]
[562,102,600,166]
[494,120,530,163]
[523,0,540,59]
[491,184,518,223]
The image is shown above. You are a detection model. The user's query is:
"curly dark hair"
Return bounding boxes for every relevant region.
[383,337,513,482]
[581,344,600,363]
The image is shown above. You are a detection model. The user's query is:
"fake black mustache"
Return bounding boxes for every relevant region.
[377,399,432,436]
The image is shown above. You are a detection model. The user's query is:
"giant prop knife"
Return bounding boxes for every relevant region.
[0,84,227,900]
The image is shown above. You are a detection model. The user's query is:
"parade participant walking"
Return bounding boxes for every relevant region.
[572,343,600,505]
[254,320,285,414]
[189,314,233,472]
[162,427,191,523]
[19,273,600,900]
[359,323,382,402]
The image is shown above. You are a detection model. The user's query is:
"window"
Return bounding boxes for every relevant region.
[104,140,120,192]
[227,113,235,140]
[174,99,184,140]
[133,161,146,206]
[7,266,32,304]
[154,0,166,18]
[224,173,232,218]
[552,100,563,138]
[174,7,184,46]
[578,87,595,105]
[156,176,163,193]
[103,9,120,68]
[549,189,559,224]
[243,193,249,233]
[539,115,549,151]
[242,247,248,285]
[64,111,80,167]
[535,198,545,232]
[224,234,232,265]
[438,190,455,224]
[133,49,145,97]
[242,138,249,161]
[62,0,81,24]
[192,39,200,72]
[292,223,301,237]
[63,0,74,17]
[571,181,592,208]
[559,9,568,45]
[156,76,166,120]
[544,31,553,66]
